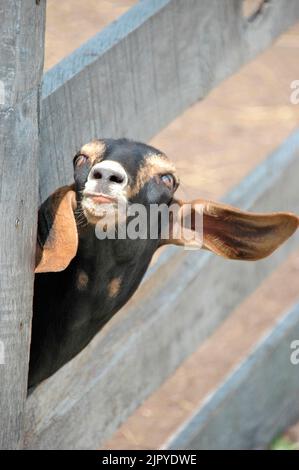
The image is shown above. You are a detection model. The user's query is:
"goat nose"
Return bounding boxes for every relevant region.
[92,169,124,184]
[89,161,128,187]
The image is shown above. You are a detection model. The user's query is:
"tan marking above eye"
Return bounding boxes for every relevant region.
[128,153,177,197]
[107,277,122,298]
[80,140,106,164]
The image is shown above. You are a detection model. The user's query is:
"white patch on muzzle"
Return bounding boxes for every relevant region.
[82,160,128,223]
[84,160,128,201]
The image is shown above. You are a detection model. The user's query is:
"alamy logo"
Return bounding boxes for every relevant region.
[93,202,204,250]
[0,340,5,365]
[290,340,299,365]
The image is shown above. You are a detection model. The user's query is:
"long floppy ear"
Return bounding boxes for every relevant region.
[162,199,299,261]
[35,186,78,273]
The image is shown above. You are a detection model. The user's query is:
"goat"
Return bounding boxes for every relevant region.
[30,138,299,388]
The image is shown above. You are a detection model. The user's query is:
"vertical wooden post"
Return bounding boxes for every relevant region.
[0,0,46,449]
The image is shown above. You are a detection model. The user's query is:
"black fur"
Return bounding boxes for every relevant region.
[29,139,177,388]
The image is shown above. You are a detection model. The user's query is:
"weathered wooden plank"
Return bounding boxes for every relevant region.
[39,0,299,202]
[24,130,299,449]
[0,0,46,449]
[165,301,299,450]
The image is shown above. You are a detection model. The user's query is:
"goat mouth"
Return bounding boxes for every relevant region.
[83,192,118,205]
[82,192,124,224]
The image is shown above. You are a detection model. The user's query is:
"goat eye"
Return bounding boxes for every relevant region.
[160,173,175,189]
[73,154,89,167]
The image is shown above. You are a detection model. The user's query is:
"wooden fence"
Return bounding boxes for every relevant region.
[0,0,299,449]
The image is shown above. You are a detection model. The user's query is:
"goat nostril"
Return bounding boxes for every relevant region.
[93,170,102,180]
[109,174,124,184]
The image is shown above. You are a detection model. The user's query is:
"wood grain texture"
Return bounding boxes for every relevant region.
[0,0,46,449]
[39,0,299,202]
[165,301,299,450]
[24,130,299,449]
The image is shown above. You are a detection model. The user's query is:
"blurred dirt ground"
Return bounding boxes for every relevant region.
[45,1,299,449]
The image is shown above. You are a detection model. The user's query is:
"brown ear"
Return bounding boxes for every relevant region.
[163,199,299,261]
[35,186,78,273]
